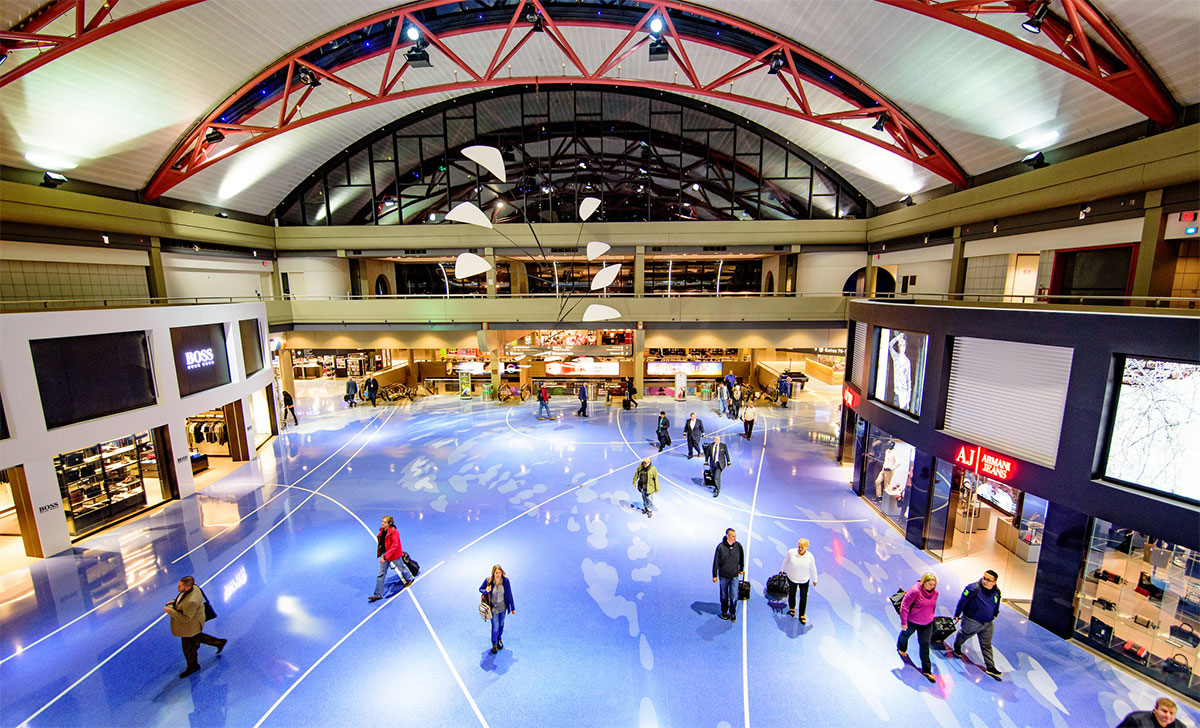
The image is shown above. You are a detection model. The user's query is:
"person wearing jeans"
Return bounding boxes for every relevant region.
[536,384,552,420]
[713,528,745,622]
[632,459,658,518]
[898,572,940,683]
[368,515,414,602]
[953,570,1003,679]
[480,565,515,654]
[779,538,818,623]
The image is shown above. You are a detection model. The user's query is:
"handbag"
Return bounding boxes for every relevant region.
[889,588,906,615]
[1179,591,1200,619]
[1091,568,1123,585]
[1094,597,1116,612]
[1169,622,1200,648]
[1144,544,1171,568]
[479,593,492,621]
[401,552,420,577]
[1135,571,1164,601]
[1122,640,1149,664]
[1163,654,1193,681]
[766,574,790,598]
[738,579,751,601]
[1089,616,1113,644]
[198,587,217,621]
[1133,613,1158,630]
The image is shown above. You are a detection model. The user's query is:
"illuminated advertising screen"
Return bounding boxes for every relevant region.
[171,324,231,397]
[1105,356,1200,503]
[647,362,723,376]
[872,327,928,417]
[454,361,486,374]
[545,361,620,376]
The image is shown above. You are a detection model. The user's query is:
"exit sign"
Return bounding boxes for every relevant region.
[1181,211,1197,223]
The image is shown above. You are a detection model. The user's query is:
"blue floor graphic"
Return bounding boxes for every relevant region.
[1,383,1196,727]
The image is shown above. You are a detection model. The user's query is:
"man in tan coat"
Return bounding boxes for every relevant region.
[164,576,226,678]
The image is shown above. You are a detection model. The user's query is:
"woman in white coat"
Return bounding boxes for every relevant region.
[779,538,818,622]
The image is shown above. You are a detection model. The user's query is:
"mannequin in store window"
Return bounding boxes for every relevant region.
[875,441,898,500]
[889,332,912,411]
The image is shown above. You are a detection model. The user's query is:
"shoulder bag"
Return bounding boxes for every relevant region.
[198,587,217,621]
[479,593,493,621]
[1088,616,1113,645]
[1169,622,1200,648]
[1162,653,1192,682]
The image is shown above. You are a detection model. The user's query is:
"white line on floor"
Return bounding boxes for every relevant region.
[743,429,767,728]
[16,407,399,728]
[0,413,391,668]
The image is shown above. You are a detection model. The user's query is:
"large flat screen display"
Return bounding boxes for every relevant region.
[31,331,157,429]
[872,327,928,417]
[1105,356,1199,503]
[546,361,620,376]
[647,362,723,376]
[171,324,231,397]
[239,318,263,375]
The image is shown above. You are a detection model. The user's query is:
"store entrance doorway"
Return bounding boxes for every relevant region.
[928,460,1046,614]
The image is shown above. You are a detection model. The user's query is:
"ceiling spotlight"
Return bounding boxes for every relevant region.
[525,12,544,32]
[405,45,431,68]
[767,53,784,75]
[1078,204,1091,220]
[1021,151,1048,169]
[41,171,68,188]
[0,50,8,67]
[648,36,669,62]
[1022,1,1049,34]
[899,195,914,207]
[541,185,551,194]
[406,26,421,42]
[215,212,229,218]
[872,114,889,132]
[205,128,226,145]
[691,182,700,191]
[297,66,321,88]
[649,17,664,35]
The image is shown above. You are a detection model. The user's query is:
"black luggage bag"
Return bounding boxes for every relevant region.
[931,616,957,648]
[738,580,751,601]
[622,397,631,410]
[703,467,715,488]
[766,574,790,598]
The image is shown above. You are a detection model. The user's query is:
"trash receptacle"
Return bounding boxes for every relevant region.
[699,383,713,401]
[482,383,494,402]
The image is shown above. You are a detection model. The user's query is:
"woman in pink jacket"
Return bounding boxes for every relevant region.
[897,572,939,682]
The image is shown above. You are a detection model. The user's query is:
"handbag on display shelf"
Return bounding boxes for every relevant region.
[1135,571,1165,601]
[1133,613,1158,630]
[478,593,493,621]
[1144,544,1171,568]
[1178,591,1200,619]
[1162,654,1193,682]
[1089,616,1114,644]
[1092,568,1124,585]
[1094,597,1117,612]
[1169,622,1200,648]
[1122,640,1150,665]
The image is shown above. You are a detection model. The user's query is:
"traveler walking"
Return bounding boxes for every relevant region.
[633,458,659,518]
[1118,698,1187,727]
[625,377,639,408]
[741,401,758,440]
[779,538,818,622]
[716,381,728,415]
[730,383,742,419]
[480,565,516,655]
[576,383,589,417]
[709,435,731,498]
[952,570,1004,679]
[536,383,552,420]
[164,576,226,678]
[281,390,298,425]
[344,378,359,407]
[364,376,379,407]
[684,412,705,459]
[368,515,415,602]
[656,411,671,452]
[713,528,745,621]
[897,572,940,683]
[778,374,791,406]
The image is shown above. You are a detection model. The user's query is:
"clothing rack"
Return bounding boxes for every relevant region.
[186,413,229,456]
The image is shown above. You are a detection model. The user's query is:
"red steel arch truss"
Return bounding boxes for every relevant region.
[146,0,970,201]
[878,0,1179,128]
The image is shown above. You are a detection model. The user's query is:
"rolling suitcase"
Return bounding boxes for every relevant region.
[931,616,957,649]
[622,397,631,410]
[704,467,715,488]
[738,580,751,601]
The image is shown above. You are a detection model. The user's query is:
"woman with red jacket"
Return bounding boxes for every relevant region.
[368,515,415,603]
[897,572,940,682]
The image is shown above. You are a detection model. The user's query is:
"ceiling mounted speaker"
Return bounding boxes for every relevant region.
[586,241,610,261]
[446,201,493,229]
[463,145,507,182]
[454,252,492,279]
[579,197,601,221]
[582,304,621,322]
[590,263,622,290]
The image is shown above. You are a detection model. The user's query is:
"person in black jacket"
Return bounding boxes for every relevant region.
[952,570,1003,680]
[576,383,589,417]
[281,390,298,425]
[708,435,731,498]
[713,528,745,622]
[655,412,671,452]
[1118,698,1187,728]
[364,377,379,407]
[683,412,705,459]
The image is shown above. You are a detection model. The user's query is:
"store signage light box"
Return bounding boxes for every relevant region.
[647,362,723,376]
[954,444,1016,481]
[546,361,620,376]
[872,327,928,418]
[171,324,231,397]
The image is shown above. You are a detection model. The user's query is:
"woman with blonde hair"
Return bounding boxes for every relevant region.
[779,538,818,623]
[479,564,516,655]
[897,572,940,683]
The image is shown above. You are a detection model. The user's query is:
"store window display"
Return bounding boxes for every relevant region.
[1077,519,1200,700]
[54,429,172,538]
[862,424,916,530]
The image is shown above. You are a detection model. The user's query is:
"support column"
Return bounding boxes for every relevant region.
[634,246,646,296]
[948,226,967,300]
[147,237,168,302]
[633,327,645,395]
[485,247,497,298]
[405,349,416,387]
[864,252,877,296]
[9,459,71,557]
[490,350,501,395]
[1131,190,1174,303]
[169,420,198,499]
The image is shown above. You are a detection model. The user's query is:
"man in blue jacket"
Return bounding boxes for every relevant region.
[952,569,1003,679]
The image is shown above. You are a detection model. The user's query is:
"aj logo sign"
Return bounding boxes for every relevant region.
[954,445,1015,481]
[184,347,216,370]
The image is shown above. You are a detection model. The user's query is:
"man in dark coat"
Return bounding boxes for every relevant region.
[281,390,298,425]
[576,383,589,417]
[709,435,731,497]
[655,411,671,452]
[713,528,745,621]
[683,412,705,459]
[1117,698,1186,728]
[344,378,358,407]
[364,376,379,406]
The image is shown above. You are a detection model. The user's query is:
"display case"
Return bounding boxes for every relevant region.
[55,433,150,538]
[1075,519,1199,700]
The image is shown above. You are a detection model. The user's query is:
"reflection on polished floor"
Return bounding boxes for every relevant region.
[0,381,1194,727]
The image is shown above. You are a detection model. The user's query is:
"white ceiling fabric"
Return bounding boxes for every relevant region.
[1,0,1195,214]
